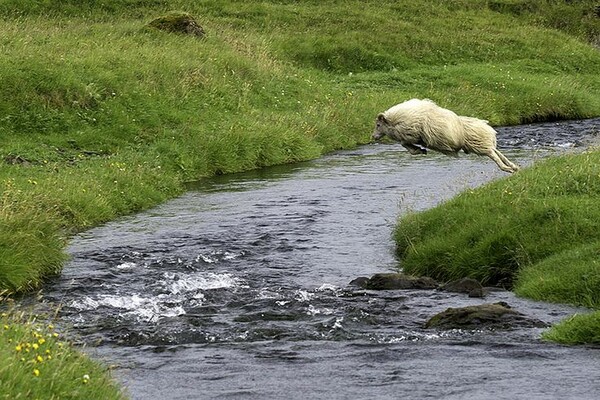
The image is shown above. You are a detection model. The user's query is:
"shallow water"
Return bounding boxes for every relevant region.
[36,119,599,399]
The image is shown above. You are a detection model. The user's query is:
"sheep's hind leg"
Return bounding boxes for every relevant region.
[494,149,519,172]
[487,150,517,173]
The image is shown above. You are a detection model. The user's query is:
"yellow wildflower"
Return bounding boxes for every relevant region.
[33,369,40,377]
[32,343,39,350]
[36,355,44,363]
[38,338,46,345]
[15,344,22,352]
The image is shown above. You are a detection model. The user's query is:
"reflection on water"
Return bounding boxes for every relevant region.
[34,118,600,399]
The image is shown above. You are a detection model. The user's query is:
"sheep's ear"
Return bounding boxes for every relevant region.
[377,113,388,123]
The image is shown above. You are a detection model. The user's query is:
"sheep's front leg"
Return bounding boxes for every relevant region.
[402,143,427,155]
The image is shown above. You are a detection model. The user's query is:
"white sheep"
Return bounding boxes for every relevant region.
[372,99,519,173]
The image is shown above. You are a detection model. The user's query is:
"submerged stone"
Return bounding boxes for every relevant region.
[424,302,548,330]
[440,277,485,298]
[148,12,206,38]
[362,273,438,290]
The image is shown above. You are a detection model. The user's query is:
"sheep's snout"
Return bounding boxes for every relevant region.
[372,129,386,141]
[372,117,389,141]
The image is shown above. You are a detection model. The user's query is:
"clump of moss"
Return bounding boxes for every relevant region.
[148,12,205,38]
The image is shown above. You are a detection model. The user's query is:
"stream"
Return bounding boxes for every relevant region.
[35,119,600,399]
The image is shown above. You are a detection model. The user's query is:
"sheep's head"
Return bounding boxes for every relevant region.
[372,113,393,140]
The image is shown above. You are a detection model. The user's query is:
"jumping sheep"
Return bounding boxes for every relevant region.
[372,99,519,173]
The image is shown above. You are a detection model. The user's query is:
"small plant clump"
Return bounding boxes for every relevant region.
[147,12,205,38]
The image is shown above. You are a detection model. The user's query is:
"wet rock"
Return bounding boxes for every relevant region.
[440,278,485,298]
[349,277,369,288]
[424,302,548,330]
[362,273,438,290]
[148,12,206,38]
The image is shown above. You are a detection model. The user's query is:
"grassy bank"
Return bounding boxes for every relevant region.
[1,0,600,395]
[394,150,600,344]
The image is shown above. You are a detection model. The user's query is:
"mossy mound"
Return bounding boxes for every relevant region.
[148,12,205,38]
[425,302,547,330]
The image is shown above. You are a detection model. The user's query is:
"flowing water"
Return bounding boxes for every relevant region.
[35,119,600,399]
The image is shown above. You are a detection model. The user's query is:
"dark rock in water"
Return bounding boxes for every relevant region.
[363,273,438,290]
[349,277,370,288]
[440,278,485,298]
[424,302,548,330]
[148,12,206,38]
[468,288,485,298]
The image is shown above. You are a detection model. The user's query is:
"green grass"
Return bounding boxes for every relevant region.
[0,309,125,399]
[515,241,600,309]
[542,311,600,345]
[0,0,599,395]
